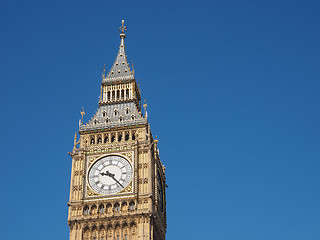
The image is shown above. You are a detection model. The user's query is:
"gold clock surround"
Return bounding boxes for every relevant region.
[85,152,135,199]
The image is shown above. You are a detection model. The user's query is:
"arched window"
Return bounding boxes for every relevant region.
[99,225,105,240]
[93,119,98,124]
[83,227,90,240]
[97,136,102,144]
[106,203,112,213]
[119,116,123,122]
[131,115,135,120]
[91,205,97,215]
[90,136,95,145]
[104,135,109,143]
[111,134,115,143]
[116,90,120,100]
[126,89,129,99]
[114,109,118,116]
[121,202,127,212]
[102,111,106,117]
[125,108,130,114]
[129,201,135,211]
[121,89,124,99]
[99,204,105,214]
[112,91,115,101]
[125,132,130,141]
[131,222,136,236]
[84,206,90,215]
[92,225,97,240]
[107,91,111,101]
[114,203,120,212]
[118,133,122,142]
[106,118,109,123]
[132,131,136,141]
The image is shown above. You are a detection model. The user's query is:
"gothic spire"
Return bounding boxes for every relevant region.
[103,20,134,82]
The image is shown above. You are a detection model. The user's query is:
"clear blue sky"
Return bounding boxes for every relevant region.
[1,0,319,239]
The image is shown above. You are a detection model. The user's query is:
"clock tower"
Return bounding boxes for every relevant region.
[67,21,167,240]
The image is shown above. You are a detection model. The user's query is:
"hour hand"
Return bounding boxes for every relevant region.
[100,171,110,176]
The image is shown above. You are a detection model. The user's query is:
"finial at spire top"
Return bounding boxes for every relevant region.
[119,20,127,39]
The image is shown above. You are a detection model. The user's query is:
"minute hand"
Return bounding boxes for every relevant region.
[110,175,125,188]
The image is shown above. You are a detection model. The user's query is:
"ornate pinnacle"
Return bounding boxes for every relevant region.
[80,107,85,123]
[132,60,135,74]
[143,100,148,119]
[73,132,80,151]
[119,20,127,39]
[102,64,106,78]
[73,132,77,150]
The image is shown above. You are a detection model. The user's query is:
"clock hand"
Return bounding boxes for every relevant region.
[100,170,112,177]
[109,174,125,188]
[100,171,125,188]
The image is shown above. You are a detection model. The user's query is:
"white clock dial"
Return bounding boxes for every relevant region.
[88,155,133,195]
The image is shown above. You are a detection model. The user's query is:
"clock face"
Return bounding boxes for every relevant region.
[88,155,133,195]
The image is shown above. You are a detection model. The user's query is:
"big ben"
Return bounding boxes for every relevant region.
[67,21,167,240]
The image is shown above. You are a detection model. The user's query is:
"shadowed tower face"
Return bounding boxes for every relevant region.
[67,20,167,240]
